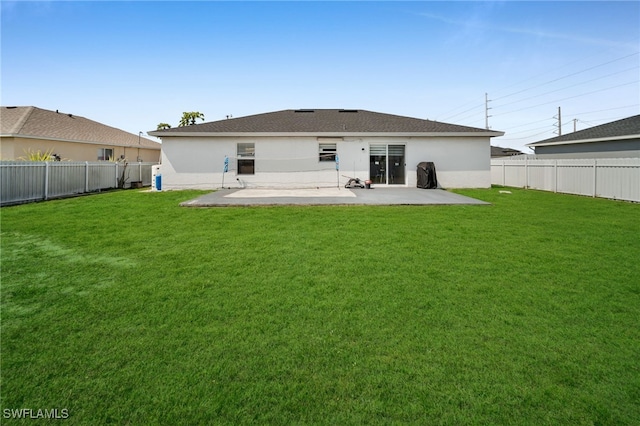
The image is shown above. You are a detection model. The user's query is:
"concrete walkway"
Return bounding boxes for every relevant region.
[180,187,489,207]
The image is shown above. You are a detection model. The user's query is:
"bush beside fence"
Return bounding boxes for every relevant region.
[491,157,640,202]
[0,161,158,206]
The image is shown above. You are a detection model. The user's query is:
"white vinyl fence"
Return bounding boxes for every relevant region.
[0,161,158,206]
[491,157,640,202]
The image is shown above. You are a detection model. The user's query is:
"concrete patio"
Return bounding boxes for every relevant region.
[179,187,489,207]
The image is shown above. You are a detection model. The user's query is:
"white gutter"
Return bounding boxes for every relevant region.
[0,133,161,149]
[147,131,505,138]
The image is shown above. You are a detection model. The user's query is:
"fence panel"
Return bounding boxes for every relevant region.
[0,161,158,206]
[140,163,153,186]
[0,162,46,205]
[121,162,151,187]
[491,157,640,202]
[88,162,118,192]
[47,162,87,198]
[596,158,640,201]
[527,160,556,192]
[504,161,527,188]
[556,160,595,197]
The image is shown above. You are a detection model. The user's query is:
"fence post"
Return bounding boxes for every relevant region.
[502,160,505,186]
[44,161,50,200]
[525,156,529,189]
[554,160,558,193]
[85,162,89,193]
[593,159,597,197]
[115,162,119,188]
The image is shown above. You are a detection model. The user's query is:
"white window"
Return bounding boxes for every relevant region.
[98,148,113,161]
[319,143,337,162]
[237,143,255,175]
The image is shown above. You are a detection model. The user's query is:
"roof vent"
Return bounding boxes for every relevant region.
[339,109,358,113]
[294,109,315,113]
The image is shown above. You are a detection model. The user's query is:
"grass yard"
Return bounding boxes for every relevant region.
[1,188,639,424]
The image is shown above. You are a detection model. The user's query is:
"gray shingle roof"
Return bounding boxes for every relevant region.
[1,106,161,149]
[149,109,503,136]
[491,146,523,157]
[528,114,640,146]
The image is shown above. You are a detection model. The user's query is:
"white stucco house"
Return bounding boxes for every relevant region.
[148,109,504,190]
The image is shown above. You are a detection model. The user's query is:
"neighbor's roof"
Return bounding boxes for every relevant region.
[0,106,161,149]
[491,146,523,157]
[527,114,640,147]
[148,109,504,137]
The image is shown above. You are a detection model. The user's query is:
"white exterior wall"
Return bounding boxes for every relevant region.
[160,135,491,190]
[406,137,491,188]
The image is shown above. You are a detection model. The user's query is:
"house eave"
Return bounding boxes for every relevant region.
[0,133,161,149]
[148,131,505,138]
[526,134,640,147]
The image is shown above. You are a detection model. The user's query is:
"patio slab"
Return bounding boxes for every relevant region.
[180,187,489,207]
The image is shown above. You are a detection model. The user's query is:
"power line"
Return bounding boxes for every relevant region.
[500,117,553,130]
[492,80,638,117]
[496,110,636,144]
[577,116,636,126]
[501,123,553,136]
[436,52,639,124]
[492,52,639,102]
[437,100,485,122]
[572,104,639,116]
[489,48,632,98]
[435,95,485,121]
[492,66,638,109]
[498,129,553,141]
[500,106,638,136]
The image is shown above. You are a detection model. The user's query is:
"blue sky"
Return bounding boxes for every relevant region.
[2,1,638,152]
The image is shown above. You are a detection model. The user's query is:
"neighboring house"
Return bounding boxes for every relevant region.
[526,114,640,158]
[0,106,161,162]
[148,109,504,189]
[491,146,523,158]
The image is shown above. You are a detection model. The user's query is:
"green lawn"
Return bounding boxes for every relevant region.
[1,188,639,424]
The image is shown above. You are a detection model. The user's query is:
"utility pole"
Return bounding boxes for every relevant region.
[557,107,562,136]
[485,93,492,130]
[553,106,562,136]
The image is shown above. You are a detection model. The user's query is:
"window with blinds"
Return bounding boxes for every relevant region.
[319,143,337,162]
[237,143,255,174]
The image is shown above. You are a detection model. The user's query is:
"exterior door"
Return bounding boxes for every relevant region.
[370,144,405,185]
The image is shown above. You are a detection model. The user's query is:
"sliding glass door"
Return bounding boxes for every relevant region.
[369,144,405,185]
